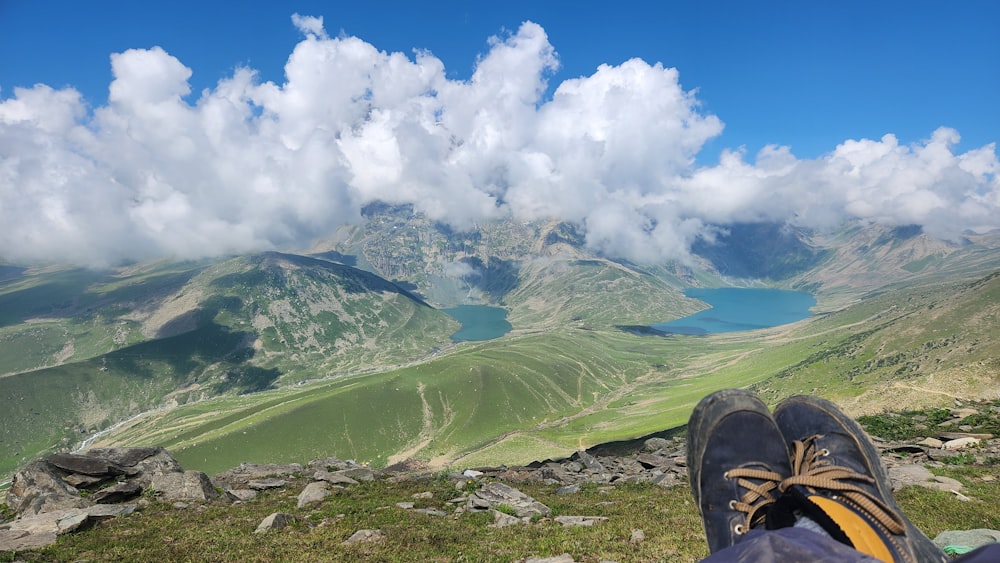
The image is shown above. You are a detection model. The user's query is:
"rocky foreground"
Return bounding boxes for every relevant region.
[3,404,999,559]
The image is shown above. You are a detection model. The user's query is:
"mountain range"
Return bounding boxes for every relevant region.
[2,209,999,481]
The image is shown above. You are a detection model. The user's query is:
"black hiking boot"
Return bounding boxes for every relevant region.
[771,395,948,563]
[687,388,793,554]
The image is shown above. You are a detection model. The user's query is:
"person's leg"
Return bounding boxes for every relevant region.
[771,395,948,563]
[687,388,792,554]
[700,527,885,562]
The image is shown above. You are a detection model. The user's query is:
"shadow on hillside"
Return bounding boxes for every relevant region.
[692,222,829,280]
[615,325,674,337]
[102,295,280,394]
[0,267,204,328]
[210,251,434,306]
[455,256,520,301]
[585,425,688,457]
[0,269,106,327]
[311,250,358,267]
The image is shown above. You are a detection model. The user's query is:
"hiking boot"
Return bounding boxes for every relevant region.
[771,395,947,563]
[687,388,792,553]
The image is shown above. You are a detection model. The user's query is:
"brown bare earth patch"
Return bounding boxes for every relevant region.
[129,288,205,338]
[840,369,1000,417]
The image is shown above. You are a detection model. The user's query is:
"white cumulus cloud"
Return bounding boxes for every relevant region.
[0,17,997,267]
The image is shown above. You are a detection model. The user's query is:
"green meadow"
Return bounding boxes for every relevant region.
[3,224,1000,483]
[83,268,1000,476]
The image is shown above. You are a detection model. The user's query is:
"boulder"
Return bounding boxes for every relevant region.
[254,512,294,533]
[643,437,672,452]
[91,481,143,504]
[225,489,258,502]
[46,453,129,477]
[0,504,136,550]
[297,482,330,508]
[571,451,605,472]
[149,471,219,501]
[85,447,183,486]
[5,460,86,517]
[555,483,581,495]
[336,467,376,482]
[916,437,944,449]
[314,470,359,486]
[466,482,550,518]
[2,447,189,551]
[943,437,982,450]
[636,453,671,469]
[248,478,287,490]
[933,529,1000,553]
[7,448,187,517]
[215,463,303,485]
[937,432,994,441]
[490,510,523,527]
[308,457,356,472]
[888,463,965,492]
[0,529,58,551]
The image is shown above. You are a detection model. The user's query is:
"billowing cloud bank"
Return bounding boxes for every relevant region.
[1,17,997,266]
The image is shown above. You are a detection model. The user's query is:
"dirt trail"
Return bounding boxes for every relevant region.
[386,382,436,466]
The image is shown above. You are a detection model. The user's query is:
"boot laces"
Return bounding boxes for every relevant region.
[778,435,906,535]
[723,467,784,534]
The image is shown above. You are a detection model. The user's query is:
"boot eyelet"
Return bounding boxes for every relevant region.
[728,500,737,509]
[820,448,830,456]
[734,524,746,535]
[723,471,730,479]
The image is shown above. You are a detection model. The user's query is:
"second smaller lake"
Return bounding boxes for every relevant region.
[442,305,513,342]
[651,287,815,335]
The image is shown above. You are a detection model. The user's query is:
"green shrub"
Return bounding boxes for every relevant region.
[858,413,916,441]
[941,452,978,466]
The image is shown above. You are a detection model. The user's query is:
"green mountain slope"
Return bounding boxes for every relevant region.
[3,216,1000,483]
[87,328,683,475]
[0,253,457,478]
[79,266,1000,477]
[790,225,1000,306]
[505,256,702,328]
[0,263,206,375]
[751,269,1000,414]
[202,252,457,381]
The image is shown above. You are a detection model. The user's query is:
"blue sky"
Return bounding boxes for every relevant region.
[3,0,996,159]
[1,1,998,265]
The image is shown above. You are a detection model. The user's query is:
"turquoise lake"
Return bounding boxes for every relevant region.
[650,287,815,335]
[442,305,512,341]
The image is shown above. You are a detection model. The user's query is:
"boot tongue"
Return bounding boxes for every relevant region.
[767,485,897,563]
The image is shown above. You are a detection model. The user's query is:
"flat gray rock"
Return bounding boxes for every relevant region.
[150,471,219,501]
[297,482,330,508]
[254,512,294,533]
[314,470,359,486]
[342,529,383,545]
[0,529,58,551]
[248,478,288,490]
[554,515,608,527]
[225,489,258,502]
[466,482,551,518]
